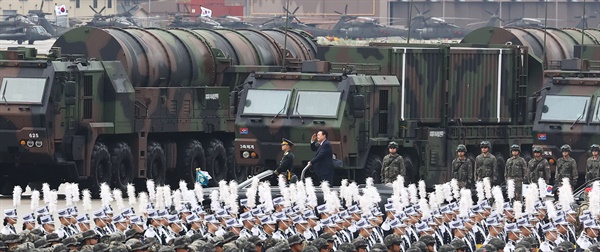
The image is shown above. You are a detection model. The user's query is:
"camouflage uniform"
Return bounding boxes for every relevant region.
[505,155,528,200]
[452,157,473,188]
[585,156,600,182]
[528,157,550,184]
[475,154,497,182]
[381,154,405,184]
[555,157,578,187]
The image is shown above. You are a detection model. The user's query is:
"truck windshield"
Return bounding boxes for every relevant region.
[293,91,341,117]
[0,78,46,104]
[540,95,590,122]
[242,89,291,115]
[593,97,600,123]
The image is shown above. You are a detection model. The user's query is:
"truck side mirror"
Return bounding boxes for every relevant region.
[64,81,76,106]
[351,94,365,118]
[230,91,239,115]
[527,97,536,123]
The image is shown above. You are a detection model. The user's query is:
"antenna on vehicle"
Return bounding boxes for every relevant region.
[542,0,548,70]
[407,0,413,43]
[581,0,587,64]
[281,0,290,72]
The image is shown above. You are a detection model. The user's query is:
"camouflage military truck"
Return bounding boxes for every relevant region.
[235,41,541,186]
[0,26,316,194]
[531,45,600,187]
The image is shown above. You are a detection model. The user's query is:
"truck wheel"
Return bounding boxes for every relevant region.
[225,143,237,181]
[233,166,249,182]
[110,142,134,191]
[28,40,34,45]
[147,141,167,185]
[88,141,112,195]
[403,155,417,184]
[363,154,382,184]
[177,139,205,186]
[205,139,228,182]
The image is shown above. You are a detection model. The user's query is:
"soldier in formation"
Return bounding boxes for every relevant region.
[381,141,405,184]
[504,145,528,200]
[528,146,550,184]
[475,141,497,184]
[452,144,472,188]
[556,144,578,188]
[587,144,600,183]
[1,150,599,252]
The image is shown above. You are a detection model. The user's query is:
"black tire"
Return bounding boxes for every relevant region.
[177,139,205,186]
[88,141,112,196]
[28,40,34,45]
[363,154,383,184]
[147,141,167,186]
[225,143,236,181]
[110,142,134,191]
[204,139,228,182]
[404,155,417,184]
[17,40,23,45]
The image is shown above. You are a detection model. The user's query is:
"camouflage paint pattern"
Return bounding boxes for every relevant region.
[0,26,317,190]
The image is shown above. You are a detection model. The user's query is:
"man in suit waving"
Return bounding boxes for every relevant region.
[308,129,334,184]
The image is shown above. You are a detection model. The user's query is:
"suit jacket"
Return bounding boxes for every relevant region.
[310,140,334,178]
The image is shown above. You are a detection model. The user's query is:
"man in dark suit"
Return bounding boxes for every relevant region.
[274,138,295,181]
[308,130,334,184]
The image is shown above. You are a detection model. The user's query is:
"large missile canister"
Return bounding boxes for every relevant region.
[54,27,217,87]
[53,27,317,87]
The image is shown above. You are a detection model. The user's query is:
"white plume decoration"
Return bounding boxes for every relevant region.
[100,183,112,207]
[210,190,220,211]
[179,180,188,195]
[326,191,342,213]
[127,184,137,206]
[590,181,600,217]
[70,183,81,203]
[476,181,485,203]
[173,190,182,211]
[48,190,58,213]
[366,177,374,188]
[218,180,229,203]
[492,186,504,215]
[184,190,198,210]
[419,180,427,200]
[288,183,298,207]
[137,192,149,214]
[113,189,125,210]
[295,181,307,211]
[546,200,558,220]
[559,177,574,211]
[513,201,523,219]
[483,177,492,199]
[279,175,291,207]
[321,180,332,196]
[451,179,460,200]
[429,192,438,210]
[194,182,204,204]
[400,183,410,208]
[82,189,92,211]
[147,179,156,202]
[392,179,404,212]
[408,183,418,204]
[155,186,165,210]
[12,186,22,207]
[305,177,318,209]
[42,183,51,204]
[538,178,548,199]
[507,179,515,200]
[340,179,349,206]
[162,185,172,208]
[420,198,432,219]
[524,183,538,215]
[435,184,446,206]
[459,188,472,218]
[64,183,73,207]
[245,177,259,209]
[347,182,360,207]
[30,190,40,211]
[229,180,239,214]
[258,181,273,212]
[443,183,453,203]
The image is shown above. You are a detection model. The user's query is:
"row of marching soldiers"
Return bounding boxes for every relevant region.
[0,174,599,252]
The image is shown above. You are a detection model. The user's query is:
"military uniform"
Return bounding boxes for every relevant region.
[528,157,550,184]
[505,153,528,199]
[382,142,405,184]
[475,153,497,182]
[586,156,600,182]
[556,157,578,187]
[274,138,295,181]
[452,157,473,188]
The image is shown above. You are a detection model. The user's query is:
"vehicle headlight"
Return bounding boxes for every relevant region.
[543,151,552,156]
[26,140,34,147]
[332,154,337,159]
[242,151,250,159]
[35,140,43,148]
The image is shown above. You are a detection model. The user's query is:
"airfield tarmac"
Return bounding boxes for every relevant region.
[0,38,57,53]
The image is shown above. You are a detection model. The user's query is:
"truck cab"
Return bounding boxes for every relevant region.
[234,61,400,184]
